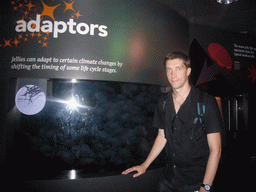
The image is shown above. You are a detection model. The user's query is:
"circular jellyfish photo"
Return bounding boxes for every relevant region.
[15,85,46,115]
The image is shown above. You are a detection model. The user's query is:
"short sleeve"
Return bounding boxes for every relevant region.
[204,95,223,134]
[152,95,166,129]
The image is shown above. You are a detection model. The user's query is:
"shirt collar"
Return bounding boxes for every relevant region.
[166,85,198,123]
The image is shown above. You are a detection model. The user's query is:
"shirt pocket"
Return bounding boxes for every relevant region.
[189,122,209,159]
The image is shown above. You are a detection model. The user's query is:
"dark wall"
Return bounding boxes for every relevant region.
[189,24,256,161]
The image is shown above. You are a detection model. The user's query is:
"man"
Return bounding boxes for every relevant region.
[122,52,222,192]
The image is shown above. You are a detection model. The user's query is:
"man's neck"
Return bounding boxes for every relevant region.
[172,83,191,100]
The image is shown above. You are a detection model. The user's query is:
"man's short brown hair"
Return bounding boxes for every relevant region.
[164,51,191,68]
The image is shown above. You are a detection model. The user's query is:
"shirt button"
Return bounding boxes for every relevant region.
[173,165,176,168]
[173,153,176,157]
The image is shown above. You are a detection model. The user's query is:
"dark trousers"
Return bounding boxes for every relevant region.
[157,175,200,192]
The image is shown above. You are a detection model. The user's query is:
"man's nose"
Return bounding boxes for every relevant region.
[171,70,176,78]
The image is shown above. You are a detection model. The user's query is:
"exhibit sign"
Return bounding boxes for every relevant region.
[190,24,256,92]
[1,0,189,86]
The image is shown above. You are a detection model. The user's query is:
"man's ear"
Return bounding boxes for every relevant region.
[187,67,192,77]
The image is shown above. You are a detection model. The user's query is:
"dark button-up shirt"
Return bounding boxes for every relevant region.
[153,86,222,186]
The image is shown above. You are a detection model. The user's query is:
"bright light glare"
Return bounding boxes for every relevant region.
[69,169,76,180]
[66,96,80,110]
[217,0,238,4]
[49,94,88,111]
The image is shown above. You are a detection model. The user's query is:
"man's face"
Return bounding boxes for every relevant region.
[165,58,191,90]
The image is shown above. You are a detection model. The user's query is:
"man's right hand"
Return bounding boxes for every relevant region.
[122,129,166,178]
[122,164,147,178]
